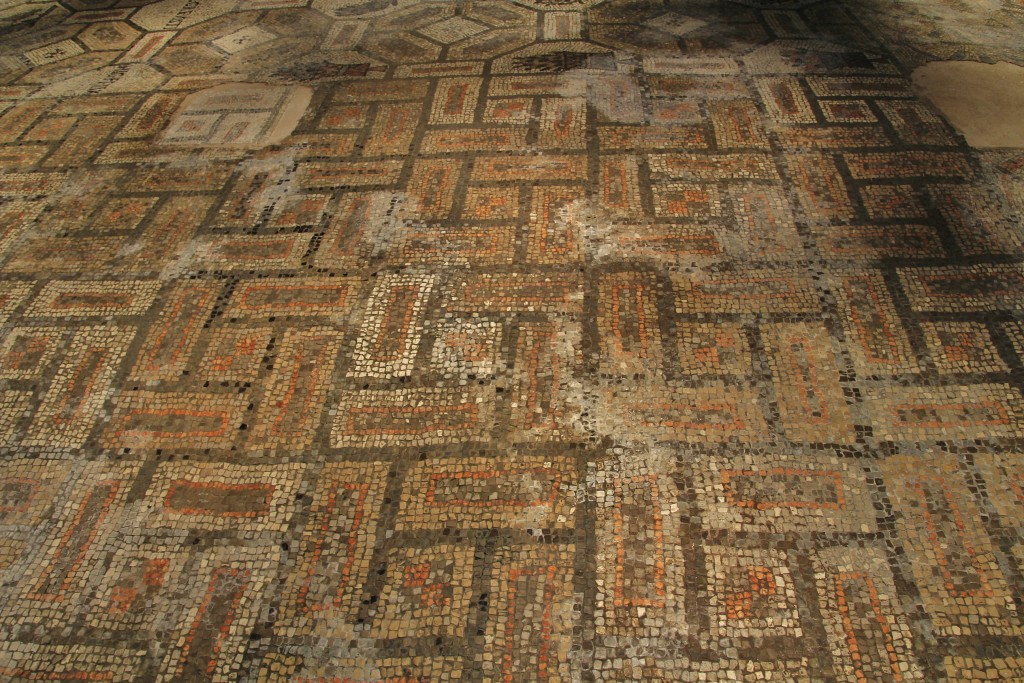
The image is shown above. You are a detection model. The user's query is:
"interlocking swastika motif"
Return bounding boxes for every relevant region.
[0,0,1022,679]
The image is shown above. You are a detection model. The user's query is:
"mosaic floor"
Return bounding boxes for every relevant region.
[1,0,1023,680]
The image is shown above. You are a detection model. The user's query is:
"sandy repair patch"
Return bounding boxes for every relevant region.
[913,61,1024,148]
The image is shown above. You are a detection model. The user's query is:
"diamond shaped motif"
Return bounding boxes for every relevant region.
[418,17,488,44]
[646,13,706,37]
[212,26,276,54]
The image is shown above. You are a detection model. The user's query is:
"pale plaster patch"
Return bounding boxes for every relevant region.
[913,61,1024,148]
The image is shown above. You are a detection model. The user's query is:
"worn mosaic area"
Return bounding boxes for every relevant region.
[0,0,1023,680]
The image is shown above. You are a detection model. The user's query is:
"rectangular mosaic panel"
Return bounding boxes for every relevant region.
[347,274,435,379]
[23,325,135,450]
[129,281,219,382]
[881,454,1022,636]
[594,464,686,639]
[830,270,919,375]
[397,455,575,530]
[278,461,389,636]
[692,451,877,534]
[142,462,303,534]
[24,280,160,318]
[158,545,280,683]
[605,383,770,444]
[899,264,1024,313]
[103,390,249,452]
[332,387,493,448]
[762,322,855,444]
[430,77,482,124]
[596,271,663,377]
[510,318,582,441]
[449,273,583,314]
[813,545,923,682]
[672,269,820,315]
[250,327,340,451]
[190,234,313,272]
[225,277,362,322]
[864,383,1024,441]
[526,186,584,265]
[483,544,575,683]
[11,462,140,626]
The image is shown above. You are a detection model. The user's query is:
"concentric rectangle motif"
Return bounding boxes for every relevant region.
[880,454,1022,637]
[24,325,136,450]
[332,387,493,448]
[604,383,770,444]
[10,462,140,627]
[813,545,924,681]
[250,327,340,451]
[158,546,280,683]
[104,390,249,452]
[278,461,388,635]
[484,544,575,683]
[593,464,686,639]
[397,455,576,530]
[692,451,877,534]
[142,462,304,534]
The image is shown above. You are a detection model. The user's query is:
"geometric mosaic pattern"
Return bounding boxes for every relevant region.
[0,0,1022,680]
